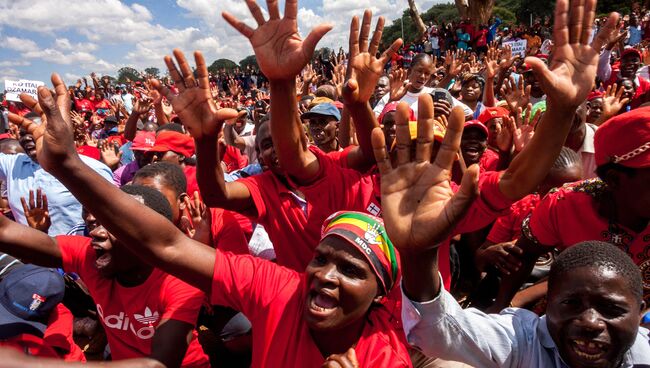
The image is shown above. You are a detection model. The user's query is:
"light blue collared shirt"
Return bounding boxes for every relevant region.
[402,278,650,368]
[0,153,113,236]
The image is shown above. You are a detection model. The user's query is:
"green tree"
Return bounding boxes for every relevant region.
[208,59,238,74]
[116,67,142,84]
[239,55,258,70]
[144,67,160,78]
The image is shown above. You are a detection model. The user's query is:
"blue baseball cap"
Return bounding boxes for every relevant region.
[0,264,65,338]
[301,102,341,122]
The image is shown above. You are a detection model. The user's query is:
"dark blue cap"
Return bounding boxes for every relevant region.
[0,264,65,338]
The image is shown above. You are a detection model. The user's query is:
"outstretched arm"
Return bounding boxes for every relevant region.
[152,50,256,215]
[0,215,61,268]
[9,74,217,294]
[340,11,403,171]
[223,0,332,184]
[498,3,619,201]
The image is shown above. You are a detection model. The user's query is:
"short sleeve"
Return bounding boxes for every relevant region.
[210,250,300,320]
[522,192,561,247]
[160,276,205,324]
[236,173,271,222]
[454,171,514,235]
[55,235,92,276]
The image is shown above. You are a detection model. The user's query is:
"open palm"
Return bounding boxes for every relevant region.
[223,0,332,81]
[525,0,619,110]
[372,96,479,251]
[152,50,239,140]
[344,10,402,104]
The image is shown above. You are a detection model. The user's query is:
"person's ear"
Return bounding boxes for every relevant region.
[178,193,189,211]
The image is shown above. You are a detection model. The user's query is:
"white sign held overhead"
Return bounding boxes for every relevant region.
[4,79,45,102]
[503,39,528,58]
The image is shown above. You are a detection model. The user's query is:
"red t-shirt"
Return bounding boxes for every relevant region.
[56,235,209,366]
[237,146,380,271]
[210,208,249,255]
[480,148,500,172]
[522,179,650,303]
[44,304,86,361]
[487,194,541,243]
[74,98,94,112]
[209,250,412,367]
[93,99,111,111]
[222,145,249,173]
[604,73,650,109]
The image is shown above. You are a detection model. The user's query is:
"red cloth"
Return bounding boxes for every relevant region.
[222,145,248,173]
[594,106,650,168]
[210,208,250,255]
[56,236,209,366]
[480,148,500,172]
[106,134,126,147]
[487,194,541,243]
[324,145,354,169]
[44,304,86,362]
[92,99,111,111]
[237,146,380,271]
[0,334,60,358]
[523,179,650,302]
[74,98,94,112]
[77,145,100,161]
[183,166,200,198]
[209,250,412,368]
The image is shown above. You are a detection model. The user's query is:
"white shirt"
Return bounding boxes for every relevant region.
[577,123,597,179]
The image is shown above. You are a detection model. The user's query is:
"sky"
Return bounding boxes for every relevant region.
[0,0,449,89]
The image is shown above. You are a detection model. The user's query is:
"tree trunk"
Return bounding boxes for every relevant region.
[455,0,495,25]
[407,0,428,38]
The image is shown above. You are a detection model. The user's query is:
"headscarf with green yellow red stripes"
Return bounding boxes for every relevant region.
[320,211,399,294]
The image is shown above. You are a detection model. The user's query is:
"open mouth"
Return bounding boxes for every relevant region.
[308,290,339,317]
[570,339,609,362]
[92,244,112,270]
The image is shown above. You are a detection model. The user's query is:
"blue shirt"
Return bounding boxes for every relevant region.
[628,26,643,46]
[402,282,650,367]
[0,153,113,236]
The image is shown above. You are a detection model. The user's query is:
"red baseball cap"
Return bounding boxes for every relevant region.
[587,91,604,101]
[378,102,416,125]
[464,120,489,138]
[131,132,156,152]
[150,131,195,157]
[594,107,650,168]
[478,107,510,124]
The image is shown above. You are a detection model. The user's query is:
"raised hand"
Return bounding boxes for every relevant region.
[526,0,618,110]
[343,10,402,105]
[598,83,630,123]
[99,139,122,170]
[7,74,78,173]
[228,79,241,98]
[484,46,500,79]
[151,50,239,140]
[372,95,479,251]
[132,98,153,116]
[388,68,408,102]
[222,0,332,81]
[500,76,531,112]
[20,189,51,233]
[511,104,535,153]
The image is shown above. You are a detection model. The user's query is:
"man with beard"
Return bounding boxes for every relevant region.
[0,112,112,235]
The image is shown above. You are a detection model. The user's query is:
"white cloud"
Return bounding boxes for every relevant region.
[0,68,22,81]
[1,36,39,52]
[0,60,30,67]
[54,38,97,51]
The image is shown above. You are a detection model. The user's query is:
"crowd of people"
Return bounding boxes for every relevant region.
[0,0,649,367]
